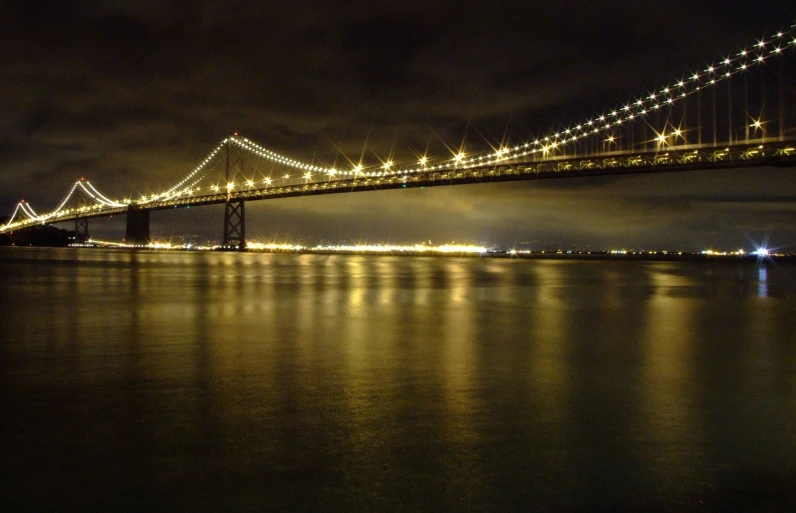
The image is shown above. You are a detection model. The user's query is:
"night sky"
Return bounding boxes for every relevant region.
[1,0,795,249]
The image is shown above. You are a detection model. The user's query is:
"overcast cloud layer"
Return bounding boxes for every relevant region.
[1,0,795,249]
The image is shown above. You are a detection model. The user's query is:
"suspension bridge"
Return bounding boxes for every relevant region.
[3,26,796,249]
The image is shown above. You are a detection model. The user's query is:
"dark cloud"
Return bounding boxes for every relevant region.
[1,0,795,249]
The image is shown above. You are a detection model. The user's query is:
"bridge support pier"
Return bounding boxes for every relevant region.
[223,199,245,250]
[125,205,150,246]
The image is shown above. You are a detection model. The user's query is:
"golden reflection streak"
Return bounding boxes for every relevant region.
[339,257,402,476]
[437,258,482,491]
[528,261,571,428]
[639,264,701,481]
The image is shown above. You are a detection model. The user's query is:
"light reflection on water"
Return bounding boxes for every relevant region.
[1,248,795,511]
[759,265,768,298]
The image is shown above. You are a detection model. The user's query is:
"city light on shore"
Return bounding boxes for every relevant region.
[83,239,489,254]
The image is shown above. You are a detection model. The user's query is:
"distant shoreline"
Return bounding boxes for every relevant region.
[3,245,793,263]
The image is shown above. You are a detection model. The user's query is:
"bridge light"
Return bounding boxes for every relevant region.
[383,160,393,170]
[246,180,254,187]
[418,157,427,166]
[265,177,272,185]
[283,174,289,179]
[723,58,731,65]
[304,172,312,180]
[227,183,234,190]
[328,168,337,176]
[354,164,363,173]
[657,134,667,143]
[454,152,465,162]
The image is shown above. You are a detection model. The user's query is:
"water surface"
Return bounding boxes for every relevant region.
[1,248,795,511]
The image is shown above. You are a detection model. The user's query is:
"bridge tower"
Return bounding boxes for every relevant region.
[222,135,246,250]
[74,184,89,242]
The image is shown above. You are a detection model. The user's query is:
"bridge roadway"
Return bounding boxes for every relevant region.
[8,139,796,230]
